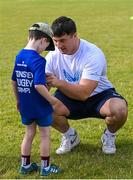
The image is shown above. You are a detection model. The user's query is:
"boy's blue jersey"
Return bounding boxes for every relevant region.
[12,49,53,119]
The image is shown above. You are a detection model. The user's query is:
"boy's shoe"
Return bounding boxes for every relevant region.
[40,164,61,176]
[56,130,80,155]
[19,162,38,174]
[101,130,116,154]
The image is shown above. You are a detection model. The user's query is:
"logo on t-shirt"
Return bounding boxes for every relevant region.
[16,70,33,93]
[63,69,80,83]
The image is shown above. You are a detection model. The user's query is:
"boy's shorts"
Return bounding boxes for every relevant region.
[22,114,53,127]
[54,88,127,120]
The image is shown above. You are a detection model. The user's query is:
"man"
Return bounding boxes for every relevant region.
[45,16,128,155]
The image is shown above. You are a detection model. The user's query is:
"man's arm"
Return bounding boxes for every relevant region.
[46,74,98,101]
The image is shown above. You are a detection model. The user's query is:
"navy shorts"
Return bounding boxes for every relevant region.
[54,88,127,120]
[22,114,53,127]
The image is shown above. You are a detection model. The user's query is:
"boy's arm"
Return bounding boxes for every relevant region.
[12,80,20,111]
[35,84,69,116]
[35,84,57,105]
[45,84,52,91]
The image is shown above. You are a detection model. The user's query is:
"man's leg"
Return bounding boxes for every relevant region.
[100,97,128,154]
[52,114,70,133]
[100,98,128,132]
[52,112,80,155]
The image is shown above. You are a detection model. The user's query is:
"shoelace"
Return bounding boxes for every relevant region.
[104,133,116,147]
[60,136,70,148]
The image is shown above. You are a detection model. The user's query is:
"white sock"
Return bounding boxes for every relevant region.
[64,128,75,136]
[22,163,31,168]
[43,165,50,171]
[105,128,116,136]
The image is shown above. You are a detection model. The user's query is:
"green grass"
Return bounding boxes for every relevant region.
[0,0,133,178]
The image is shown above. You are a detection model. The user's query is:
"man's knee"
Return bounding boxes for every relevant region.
[54,101,70,116]
[101,98,128,123]
[110,99,128,122]
[59,105,70,116]
[116,102,127,121]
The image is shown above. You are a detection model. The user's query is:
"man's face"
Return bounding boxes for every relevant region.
[52,33,77,55]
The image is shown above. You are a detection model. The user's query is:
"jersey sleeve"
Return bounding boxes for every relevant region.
[33,58,46,85]
[81,51,106,81]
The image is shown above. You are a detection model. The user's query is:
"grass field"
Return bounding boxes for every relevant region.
[0,0,133,179]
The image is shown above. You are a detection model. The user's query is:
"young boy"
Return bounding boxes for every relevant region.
[12,22,67,176]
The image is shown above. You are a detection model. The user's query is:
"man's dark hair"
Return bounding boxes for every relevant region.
[29,24,50,42]
[51,16,77,37]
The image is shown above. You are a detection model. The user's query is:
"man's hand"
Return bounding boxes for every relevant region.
[46,73,61,88]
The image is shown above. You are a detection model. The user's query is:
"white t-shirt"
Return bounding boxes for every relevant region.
[45,39,113,96]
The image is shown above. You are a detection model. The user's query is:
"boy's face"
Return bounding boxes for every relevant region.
[52,33,77,55]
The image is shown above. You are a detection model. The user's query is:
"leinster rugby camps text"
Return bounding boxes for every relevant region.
[16,71,33,93]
